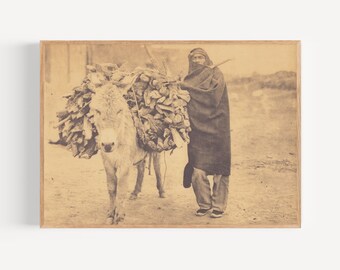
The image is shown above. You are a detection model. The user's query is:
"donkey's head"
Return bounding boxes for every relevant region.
[90,85,130,153]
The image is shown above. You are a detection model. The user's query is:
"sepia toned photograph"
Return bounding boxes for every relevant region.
[40,40,300,228]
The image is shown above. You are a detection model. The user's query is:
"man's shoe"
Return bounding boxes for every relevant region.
[195,208,210,216]
[210,210,224,218]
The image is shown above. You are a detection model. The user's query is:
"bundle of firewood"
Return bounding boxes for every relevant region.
[53,63,191,158]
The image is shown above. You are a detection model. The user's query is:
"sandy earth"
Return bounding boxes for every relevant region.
[43,83,299,227]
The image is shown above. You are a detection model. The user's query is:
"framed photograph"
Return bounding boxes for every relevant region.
[40,40,300,228]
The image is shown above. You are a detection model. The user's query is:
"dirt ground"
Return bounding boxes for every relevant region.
[43,82,299,227]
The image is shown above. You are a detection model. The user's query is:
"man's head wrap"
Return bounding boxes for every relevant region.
[188,48,213,73]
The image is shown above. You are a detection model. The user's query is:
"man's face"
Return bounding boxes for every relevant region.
[191,53,206,65]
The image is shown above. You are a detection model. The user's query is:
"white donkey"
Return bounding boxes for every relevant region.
[90,85,165,224]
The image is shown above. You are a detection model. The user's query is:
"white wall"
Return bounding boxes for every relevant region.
[1,0,339,269]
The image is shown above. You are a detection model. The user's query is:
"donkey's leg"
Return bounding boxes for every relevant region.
[153,152,166,198]
[112,165,130,224]
[130,159,146,200]
[104,165,118,225]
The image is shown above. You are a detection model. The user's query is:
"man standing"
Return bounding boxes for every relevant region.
[181,48,231,218]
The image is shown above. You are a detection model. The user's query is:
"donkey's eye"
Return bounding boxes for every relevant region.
[116,109,123,115]
[95,109,101,115]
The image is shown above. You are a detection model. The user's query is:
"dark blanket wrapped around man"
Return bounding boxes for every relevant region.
[182,63,231,176]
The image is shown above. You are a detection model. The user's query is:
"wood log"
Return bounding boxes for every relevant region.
[53,115,71,128]
[153,113,163,120]
[177,93,190,103]
[139,74,150,82]
[157,104,174,112]
[71,143,79,157]
[150,90,162,99]
[56,110,69,120]
[173,99,187,107]
[173,114,183,124]
[157,96,166,103]
[83,117,93,140]
[162,98,173,106]
[159,87,170,96]
[170,128,185,148]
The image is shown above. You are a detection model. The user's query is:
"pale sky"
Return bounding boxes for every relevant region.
[45,42,299,88]
[150,42,298,77]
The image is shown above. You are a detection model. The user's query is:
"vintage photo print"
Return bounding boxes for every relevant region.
[40,41,300,228]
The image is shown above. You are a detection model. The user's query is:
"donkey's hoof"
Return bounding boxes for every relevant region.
[106,207,125,224]
[159,192,166,198]
[113,212,125,224]
[106,217,114,225]
[129,193,138,200]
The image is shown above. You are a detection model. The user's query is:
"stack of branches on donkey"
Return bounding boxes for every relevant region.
[52,63,191,224]
[53,63,191,158]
